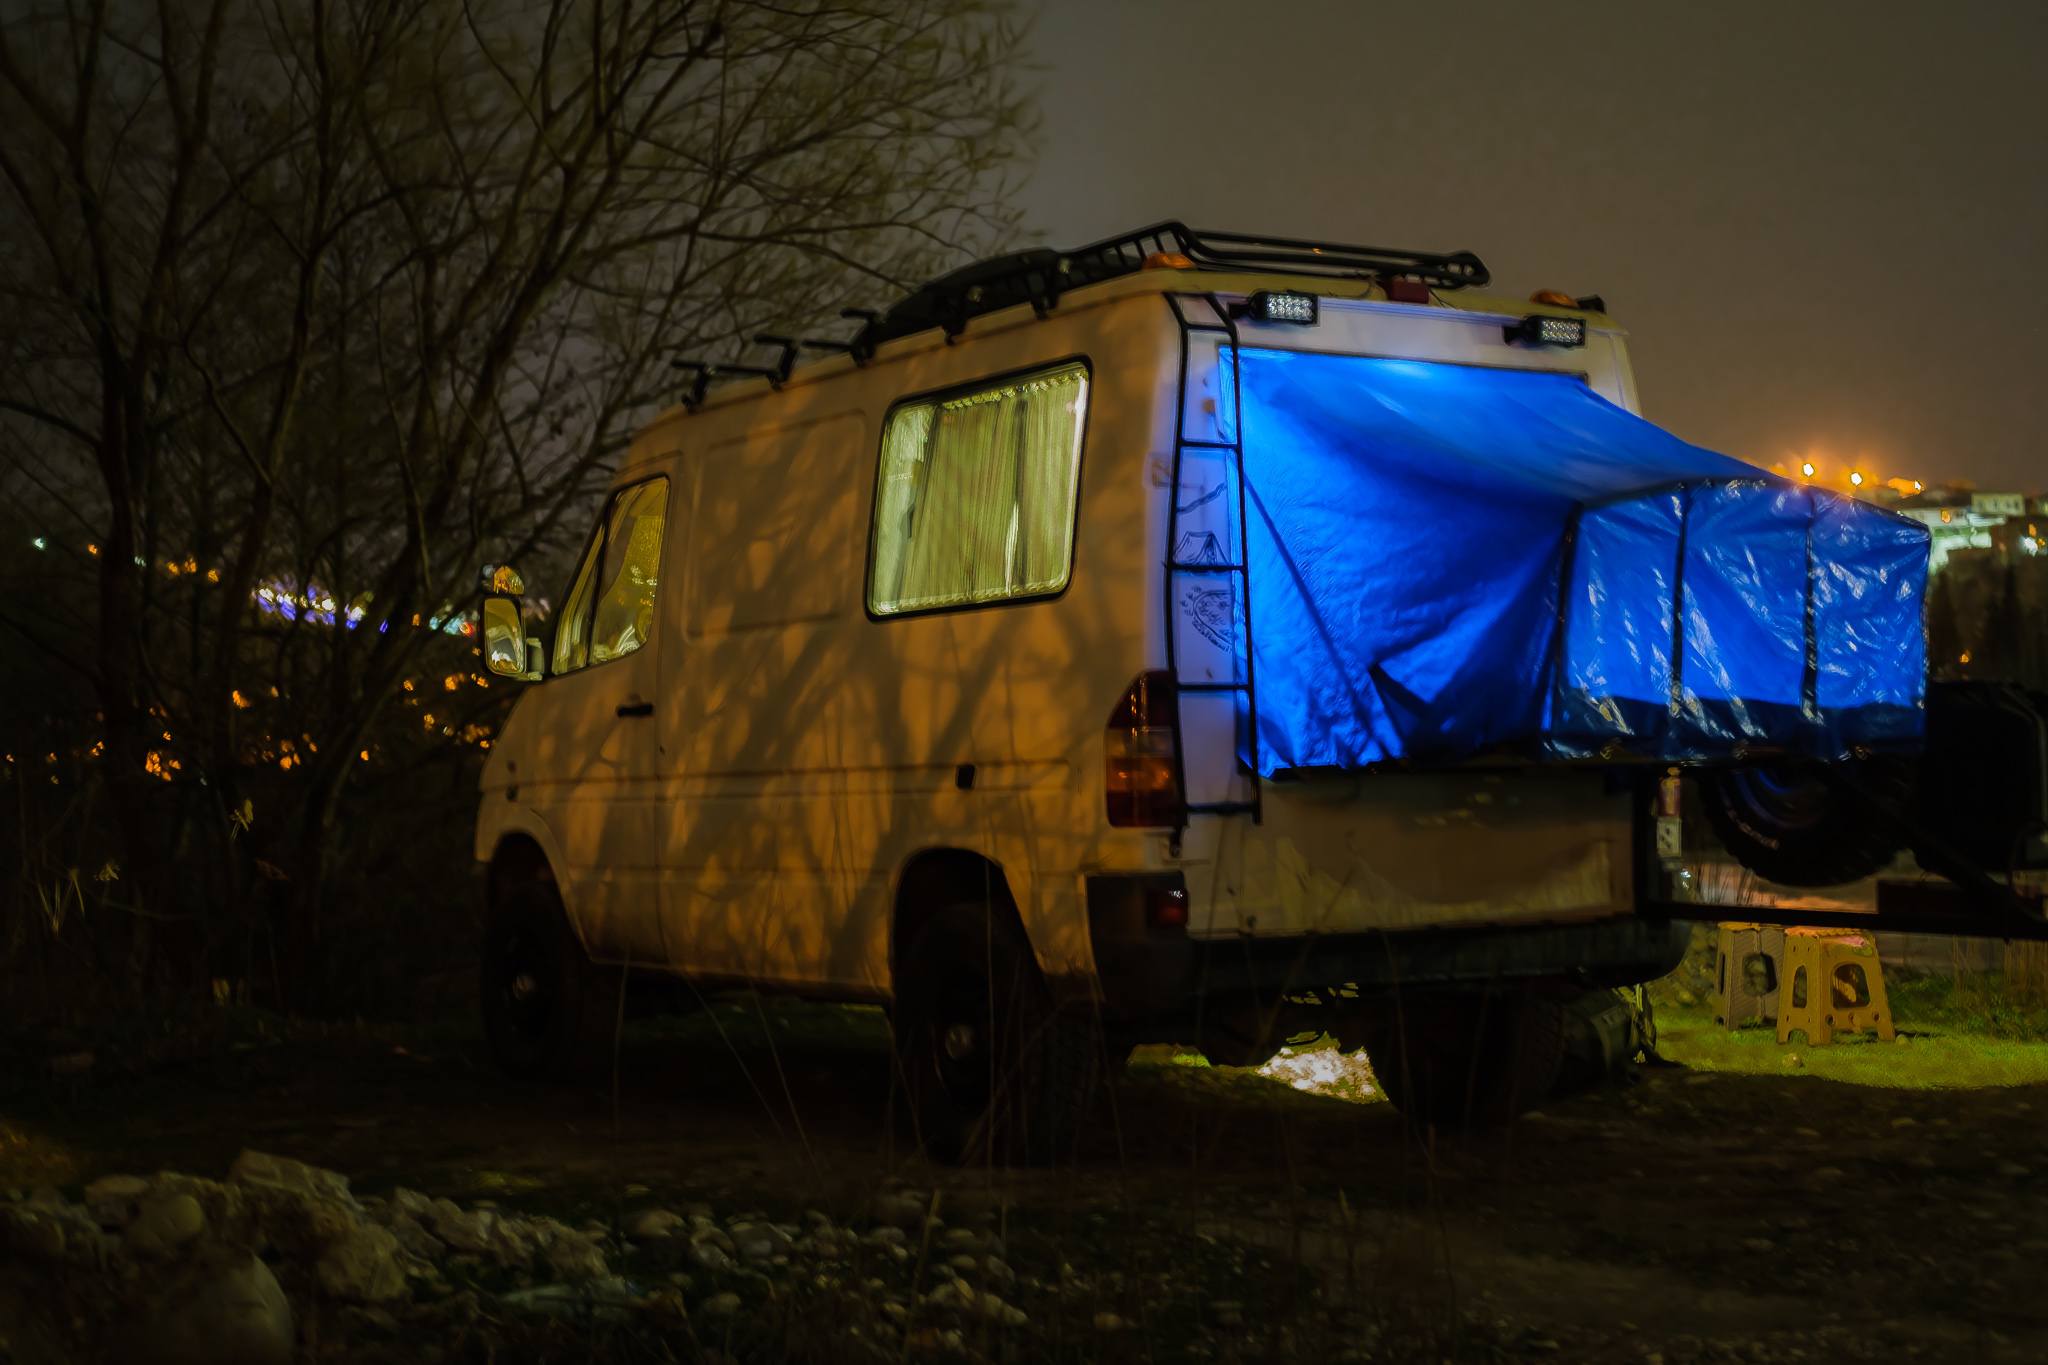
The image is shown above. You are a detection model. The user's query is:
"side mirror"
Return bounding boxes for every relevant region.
[481,595,538,681]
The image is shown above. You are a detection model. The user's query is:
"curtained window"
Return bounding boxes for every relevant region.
[868,361,1089,616]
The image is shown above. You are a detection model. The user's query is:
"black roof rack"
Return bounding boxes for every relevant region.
[852,220,1490,353]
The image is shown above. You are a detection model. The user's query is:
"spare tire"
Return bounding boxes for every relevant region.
[1696,761,1913,888]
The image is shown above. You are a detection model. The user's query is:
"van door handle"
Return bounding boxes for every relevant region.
[616,700,654,718]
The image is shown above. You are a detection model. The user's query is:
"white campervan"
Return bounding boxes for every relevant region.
[472,223,1983,1157]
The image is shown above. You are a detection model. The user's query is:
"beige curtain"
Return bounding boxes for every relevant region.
[870,363,1088,614]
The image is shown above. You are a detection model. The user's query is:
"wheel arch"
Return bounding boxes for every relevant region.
[483,820,593,956]
[889,847,1036,987]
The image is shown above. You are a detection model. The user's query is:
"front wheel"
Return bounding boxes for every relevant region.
[892,904,1101,1165]
[480,880,616,1082]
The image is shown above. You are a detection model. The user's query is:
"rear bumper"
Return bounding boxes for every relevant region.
[1087,874,1689,1023]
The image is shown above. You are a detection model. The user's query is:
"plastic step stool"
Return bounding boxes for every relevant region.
[1715,922,1786,1029]
[1776,928,1894,1045]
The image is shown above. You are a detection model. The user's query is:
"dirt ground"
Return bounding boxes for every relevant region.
[5,994,2047,1364]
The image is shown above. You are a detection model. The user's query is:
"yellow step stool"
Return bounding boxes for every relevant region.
[1776,927,1894,1045]
[1715,922,1786,1028]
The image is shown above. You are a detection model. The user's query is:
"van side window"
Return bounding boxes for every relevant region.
[553,477,670,674]
[868,360,1088,616]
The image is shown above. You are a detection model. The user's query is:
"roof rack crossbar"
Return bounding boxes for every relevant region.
[671,358,784,411]
[848,220,1491,354]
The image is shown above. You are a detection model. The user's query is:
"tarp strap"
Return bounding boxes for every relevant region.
[1546,502,1585,740]
[1802,517,1820,722]
[1668,486,1694,718]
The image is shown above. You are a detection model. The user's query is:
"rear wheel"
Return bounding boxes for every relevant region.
[481,880,616,1082]
[1364,988,1566,1129]
[893,903,1101,1165]
[1697,761,1912,887]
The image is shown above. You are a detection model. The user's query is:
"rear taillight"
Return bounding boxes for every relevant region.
[1106,670,1183,827]
[1145,883,1190,928]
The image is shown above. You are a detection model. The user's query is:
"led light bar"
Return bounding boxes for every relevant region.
[1245,290,1319,325]
[1504,313,1587,348]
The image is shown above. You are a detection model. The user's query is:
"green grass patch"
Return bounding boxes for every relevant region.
[1658,999,2048,1089]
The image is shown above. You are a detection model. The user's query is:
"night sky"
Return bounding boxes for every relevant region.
[1020,0,2045,492]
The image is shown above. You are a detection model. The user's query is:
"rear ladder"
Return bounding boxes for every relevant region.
[1164,293,1262,823]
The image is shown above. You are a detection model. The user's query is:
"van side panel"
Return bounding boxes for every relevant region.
[655,297,1177,994]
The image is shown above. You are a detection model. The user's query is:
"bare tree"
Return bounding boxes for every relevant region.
[0,0,1031,1004]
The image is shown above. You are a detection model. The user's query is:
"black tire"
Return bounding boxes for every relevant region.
[1365,989,1567,1129]
[480,880,617,1082]
[892,903,1100,1165]
[1696,761,1912,888]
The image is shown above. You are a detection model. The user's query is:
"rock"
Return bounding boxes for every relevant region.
[424,1199,486,1253]
[728,1220,790,1262]
[228,1156,358,1257]
[499,1277,644,1322]
[541,1228,609,1281]
[228,1151,353,1204]
[1890,1117,1916,1128]
[382,1212,445,1260]
[864,1226,908,1249]
[873,1193,927,1230]
[2,1205,66,1259]
[126,1192,207,1258]
[689,1240,736,1274]
[133,1253,294,1365]
[974,1290,1027,1326]
[908,1326,966,1353]
[923,1276,1025,1327]
[700,1291,741,1317]
[314,1223,408,1302]
[1741,1237,1775,1253]
[626,1209,683,1241]
[83,1174,152,1226]
[940,1227,980,1251]
[1212,1299,1245,1328]
[983,1256,1015,1286]
[423,1198,533,1265]
[1095,1311,1126,1331]
[387,1188,433,1218]
[1997,1162,2030,1178]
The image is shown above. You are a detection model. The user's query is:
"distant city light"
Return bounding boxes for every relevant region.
[1849,470,1864,488]
[1913,480,1924,492]
[31,537,45,550]
[1800,461,1816,478]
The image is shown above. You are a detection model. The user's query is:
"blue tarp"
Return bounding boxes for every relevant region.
[1231,348,1929,775]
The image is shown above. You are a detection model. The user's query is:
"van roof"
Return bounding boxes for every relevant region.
[651,221,1610,437]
